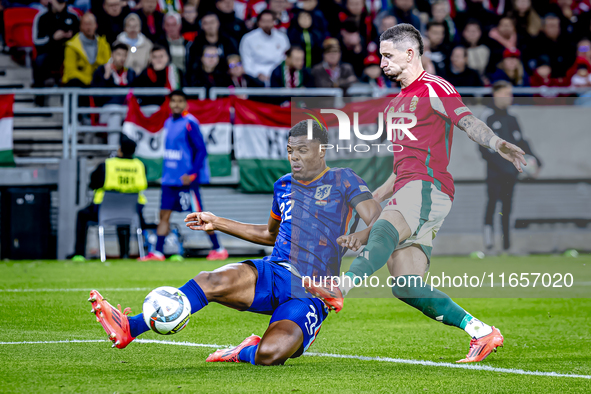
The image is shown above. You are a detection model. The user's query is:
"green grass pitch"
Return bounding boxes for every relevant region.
[1,255,590,393]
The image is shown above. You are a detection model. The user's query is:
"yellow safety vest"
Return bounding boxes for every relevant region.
[93,157,148,205]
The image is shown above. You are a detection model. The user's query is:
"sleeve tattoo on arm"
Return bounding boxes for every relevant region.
[457,115,496,148]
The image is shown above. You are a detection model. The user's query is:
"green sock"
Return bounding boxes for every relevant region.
[391,275,467,328]
[346,219,399,278]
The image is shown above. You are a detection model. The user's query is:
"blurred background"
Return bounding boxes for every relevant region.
[0,0,589,260]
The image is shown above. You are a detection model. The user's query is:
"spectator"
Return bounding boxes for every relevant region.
[548,0,579,37]
[134,45,183,105]
[431,0,457,44]
[32,0,80,93]
[268,0,291,33]
[343,0,377,46]
[566,39,591,81]
[461,19,490,78]
[62,13,111,87]
[96,0,130,44]
[486,16,521,74]
[189,45,231,89]
[181,3,199,41]
[116,13,153,75]
[215,0,248,44]
[377,15,397,36]
[188,13,238,74]
[488,48,530,87]
[340,19,368,78]
[455,0,499,33]
[445,46,483,87]
[162,12,191,74]
[287,9,325,69]
[510,0,542,38]
[316,0,345,38]
[571,63,591,87]
[311,38,357,91]
[421,36,437,75]
[270,46,314,88]
[91,42,136,144]
[226,54,265,89]
[239,10,290,82]
[92,42,136,101]
[529,55,568,92]
[294,0,329,38]
[480,80,541,252]
[426,21,450,75]
[392,0,422,32]
[136,0,165,44]
[528,14,576,78]
[360,52,391,88]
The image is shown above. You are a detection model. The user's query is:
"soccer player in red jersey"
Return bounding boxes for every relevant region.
[312,24,526,363]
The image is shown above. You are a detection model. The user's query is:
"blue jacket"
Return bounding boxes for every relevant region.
[162,113,209,186]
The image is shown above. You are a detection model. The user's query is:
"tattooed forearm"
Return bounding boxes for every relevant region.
[457,115,496,148]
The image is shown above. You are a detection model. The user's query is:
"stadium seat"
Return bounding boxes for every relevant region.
[98,191,145,262]
[3,7,39,67]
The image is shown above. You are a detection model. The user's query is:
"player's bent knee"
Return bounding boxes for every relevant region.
[254,342,289,366]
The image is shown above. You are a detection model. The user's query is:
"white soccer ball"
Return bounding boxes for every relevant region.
[142,286,191,335]
[518,154,539,180]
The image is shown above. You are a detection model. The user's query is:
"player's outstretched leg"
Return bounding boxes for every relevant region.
[386,247,504,363]
[90,263,257,348]
[207,320,304,366]
[89,290,135,349]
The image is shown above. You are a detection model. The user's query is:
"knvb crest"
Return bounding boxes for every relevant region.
[314,185,332,200]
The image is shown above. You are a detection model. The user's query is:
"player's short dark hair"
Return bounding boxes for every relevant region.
[492,80,512,92]
[257,9,275,24]
[286,46,304,57]
[380,23,424,56]
[168,89,187,100]
[120,133,137,156]
[111,42,128,52]
[289,120,328,145]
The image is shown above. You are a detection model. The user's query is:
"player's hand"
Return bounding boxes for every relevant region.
[185,211,217,231]
[180,174,193,186]
[497,140,527,172]
[337,232,367,252]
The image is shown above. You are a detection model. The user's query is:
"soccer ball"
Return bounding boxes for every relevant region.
[518,154,539,180]
[142,286,191,335]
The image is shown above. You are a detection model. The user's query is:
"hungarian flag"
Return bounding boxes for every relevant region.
[122,96,233,182]
[233,97,393,192]
[0,95,14,167]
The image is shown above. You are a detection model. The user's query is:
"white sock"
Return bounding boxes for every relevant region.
[464,316,493,339]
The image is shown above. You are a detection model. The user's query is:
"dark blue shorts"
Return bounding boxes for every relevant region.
[245,259,329,358]
[160,184,203,212]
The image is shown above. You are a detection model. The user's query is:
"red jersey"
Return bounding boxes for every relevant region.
[385,71,472,200]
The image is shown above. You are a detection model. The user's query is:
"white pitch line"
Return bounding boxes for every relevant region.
[0,288,152,293]
[0,339,589,380]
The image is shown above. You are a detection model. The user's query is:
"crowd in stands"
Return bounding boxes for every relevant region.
[11,0,591,100]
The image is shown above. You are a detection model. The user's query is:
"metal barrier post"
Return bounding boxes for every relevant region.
[57,158,77,259]
[71,91,78,159]
[62,92,70,159]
